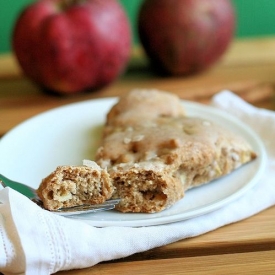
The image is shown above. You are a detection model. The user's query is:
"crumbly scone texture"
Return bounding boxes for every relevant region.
[95,89,257,213]
[37,162,113,211]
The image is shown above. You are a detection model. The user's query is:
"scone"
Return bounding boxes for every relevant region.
[37,160,113,211]
[95,89,257,213]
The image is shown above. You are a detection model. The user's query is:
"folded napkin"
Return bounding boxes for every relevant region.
[1,91,275,275]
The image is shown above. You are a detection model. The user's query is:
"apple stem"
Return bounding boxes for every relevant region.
[57,0,86,10]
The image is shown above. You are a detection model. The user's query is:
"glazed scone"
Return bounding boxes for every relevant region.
[37,160,113,211]
[95,89,257,213]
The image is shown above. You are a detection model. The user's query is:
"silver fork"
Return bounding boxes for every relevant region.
[0,174,120,216]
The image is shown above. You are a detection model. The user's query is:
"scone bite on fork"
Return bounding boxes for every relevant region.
[37,160,114,211]
[95,89,257,213]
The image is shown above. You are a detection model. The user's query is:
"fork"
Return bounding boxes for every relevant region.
[0,174,120,216]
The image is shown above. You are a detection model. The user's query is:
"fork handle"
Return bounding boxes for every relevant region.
[0,174,36,199]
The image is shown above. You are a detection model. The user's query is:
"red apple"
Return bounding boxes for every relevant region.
[138,0,235,75]
[13,0,131,95]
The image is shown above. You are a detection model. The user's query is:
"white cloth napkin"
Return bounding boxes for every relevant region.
[1,91,275,275]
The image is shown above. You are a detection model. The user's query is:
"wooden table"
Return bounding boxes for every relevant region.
[1,37,275,274]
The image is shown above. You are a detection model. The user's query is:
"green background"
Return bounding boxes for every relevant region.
[1,0,275,54]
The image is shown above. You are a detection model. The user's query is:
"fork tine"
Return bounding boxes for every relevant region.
[55,199,121,212]
[32,197,120,216]
[53,203,116,216]
[95,198,121,206]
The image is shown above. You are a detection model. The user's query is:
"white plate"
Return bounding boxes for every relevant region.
[0,98,267,227]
